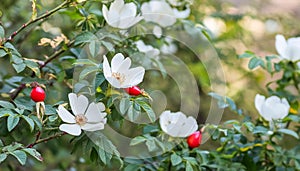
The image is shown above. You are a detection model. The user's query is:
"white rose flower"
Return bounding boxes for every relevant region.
[57,93,107,136]
[102,0,143,29]
[103,53,145,88]
[275,34,300,62]
[255,94,290,122]
[159,110,198,137]
[141,1,176,27]
[135,40,160,58]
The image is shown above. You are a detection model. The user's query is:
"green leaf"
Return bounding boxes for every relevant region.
[89,40,101,57]
[171,153,182,166]
[74,59,98,66]
[95,73,106,89]
[0,100,15,109]
[248,57,264,70]
[185,161,193,171]
[119,98,130,115]
[277,128,299,139]
[23,148,43,161]
[21,116,35,132]
[238,51,255,58]
[0,49,7,58]
[24,60,40,77]
[75,31,97,45]
[12,63,26,73]
[102,41,114,52]
[10,150,27,165]
[253,126,268,134]
[7,115,20,131]
[136,101,156,122]
[130,136,146,146]
[0,153,7,163]
[0,25,4,38]
[145,139,157,152]
[79,66,99,80]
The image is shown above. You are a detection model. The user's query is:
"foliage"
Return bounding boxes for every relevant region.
[0,0,299,170]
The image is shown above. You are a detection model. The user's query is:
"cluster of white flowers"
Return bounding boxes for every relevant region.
[102,0,191,30]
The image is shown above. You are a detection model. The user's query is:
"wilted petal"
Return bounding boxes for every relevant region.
[59,124,82,136]
[57,105,75,124]
[85,102,107,123]
[69,93,89,115]
[81,122,105,131]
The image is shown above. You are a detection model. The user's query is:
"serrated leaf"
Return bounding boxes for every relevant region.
[238,51,255,58]
[0,153,7,163]
[277,128,299,139]
[79,66,99,80]
[12,63,26,73]
[145,139,157,152]
[185,161,193,171]
[74,59,98,66]
[102,41,114,52]
[30,115,42,130]
[23,148,43,161]
[21,116,35,132]
[89,40,101,57]
[0,49,7,58]
[0,100,15,109]
[136,101,156,122]
[75,31,97,45]
[248,57,264,70]
[24,60,40,77]
[95,73,106,89]
[0,25,4,38]
[10,150,27,165]
[7,115,20,131]
[130,136,146,146]
[171,153,182,166]
[119,98,130,115]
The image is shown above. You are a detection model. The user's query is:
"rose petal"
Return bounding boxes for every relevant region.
[57,105,75,124]
[81,122,105,131]
[85,102,107,123]
[68,93,89,115]
[59,124,82,136]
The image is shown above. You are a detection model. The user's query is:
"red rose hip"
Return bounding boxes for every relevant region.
[125,86,142,96]
[187,131,202,148]
[31,86,46,102]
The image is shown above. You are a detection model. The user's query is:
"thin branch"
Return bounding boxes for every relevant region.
[40,40,75,69]
[26,132,67,148]
[5,0,71,43]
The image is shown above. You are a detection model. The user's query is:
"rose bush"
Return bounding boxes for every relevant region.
[0,0,299,170]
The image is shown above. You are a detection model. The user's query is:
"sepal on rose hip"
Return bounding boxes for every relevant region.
[124,86,153,101]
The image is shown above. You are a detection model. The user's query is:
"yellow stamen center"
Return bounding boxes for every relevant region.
[112,72,125,84]
[75,114,87,126]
